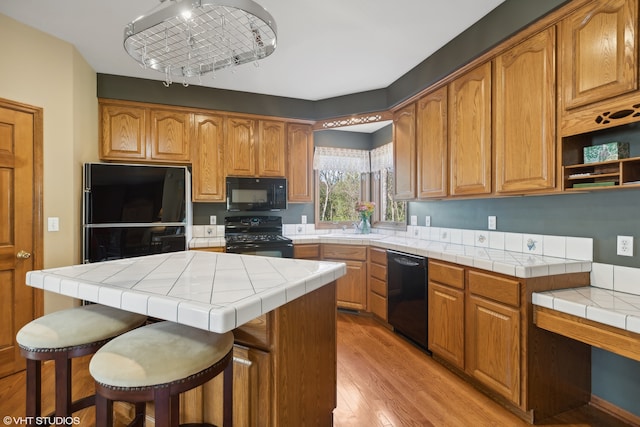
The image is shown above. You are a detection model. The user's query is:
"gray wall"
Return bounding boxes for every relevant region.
[409,191,640,416]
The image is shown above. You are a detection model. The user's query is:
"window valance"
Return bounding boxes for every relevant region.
[370,143,393,172]
[313,147,370,173]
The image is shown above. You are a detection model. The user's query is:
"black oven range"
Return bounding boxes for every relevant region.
[224,216,293,258]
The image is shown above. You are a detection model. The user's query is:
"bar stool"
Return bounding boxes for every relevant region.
[89,321,234,427]
[16,304,147,422]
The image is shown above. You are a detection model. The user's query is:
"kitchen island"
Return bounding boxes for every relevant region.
[25,251,347,426]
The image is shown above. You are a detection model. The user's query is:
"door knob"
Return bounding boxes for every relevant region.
[16,250,32,259]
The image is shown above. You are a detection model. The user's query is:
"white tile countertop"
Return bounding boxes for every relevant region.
[25,251,346,333]
[288,234,591,279]
[533,288,640,334]
[190,225,594,279]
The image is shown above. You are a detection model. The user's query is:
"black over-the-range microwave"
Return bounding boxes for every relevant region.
[226,177,287,211]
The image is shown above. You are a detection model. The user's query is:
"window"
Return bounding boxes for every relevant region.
[313,144,405,228]
[371,143,406,225]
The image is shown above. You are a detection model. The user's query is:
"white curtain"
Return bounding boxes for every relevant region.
[370,143,393,172]
[313,146,370,173]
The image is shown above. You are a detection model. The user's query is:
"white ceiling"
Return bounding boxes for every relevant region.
[0,0,506,102]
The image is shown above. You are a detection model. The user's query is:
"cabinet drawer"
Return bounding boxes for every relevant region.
[294,244,320,259]
[369,291,387,320]
[370,262,387,282]
[370,276,387,297]
[322,244,367,261]
[468,270,520,307]
[429,260,464,289]
[369,247,387,265]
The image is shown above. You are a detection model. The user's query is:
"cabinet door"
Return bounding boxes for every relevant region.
[494,27,556,193]
[287,123,314,202]
[393,103,416,200]
[449,62,492,196]
[560,0,637,110]
[428,282,465,369]
[100,103,147,160]
[466,295,520,405]
[258,120,286,177]
[149,109,191,162]
[192,114,225,202]
[226,117,256,176]
[417,87,448,198]
[331,259,367,311]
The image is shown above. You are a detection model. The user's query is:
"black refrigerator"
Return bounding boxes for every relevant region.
[82,163,191,263]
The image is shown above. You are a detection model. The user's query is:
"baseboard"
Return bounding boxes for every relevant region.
[590,394,640,426]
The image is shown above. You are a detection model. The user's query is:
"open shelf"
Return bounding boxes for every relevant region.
[562,123,640,191]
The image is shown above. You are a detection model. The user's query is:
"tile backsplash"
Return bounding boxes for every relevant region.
[591,263,640,297]
[280,223,593,261]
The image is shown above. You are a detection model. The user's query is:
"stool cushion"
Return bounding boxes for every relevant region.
[16,305,147,350]
[89,321,234,388]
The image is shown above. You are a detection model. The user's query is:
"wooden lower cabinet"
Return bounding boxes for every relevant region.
[428,281,465,370]
[322,244,367,311]
[466,294,520,404]
[368,247,388,320]
[427,260,591,423]
[293,243,320,260]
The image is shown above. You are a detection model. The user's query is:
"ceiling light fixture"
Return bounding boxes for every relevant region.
[124,0,277,86]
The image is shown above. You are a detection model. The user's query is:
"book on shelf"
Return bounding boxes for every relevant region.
[572,181,616,188]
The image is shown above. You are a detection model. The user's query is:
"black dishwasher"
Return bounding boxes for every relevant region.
[387,250,428,350]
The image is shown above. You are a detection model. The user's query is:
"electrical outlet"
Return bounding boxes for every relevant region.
[410,215,417,226]
[617,235,634,257]
[301,215,307,224]
[209,215,217,225]
[488,216,497,230]
[425,216,431,227]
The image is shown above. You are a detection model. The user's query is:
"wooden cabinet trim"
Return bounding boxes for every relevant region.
[535,305,640,362]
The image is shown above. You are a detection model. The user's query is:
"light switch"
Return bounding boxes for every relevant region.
[48,217,60,232]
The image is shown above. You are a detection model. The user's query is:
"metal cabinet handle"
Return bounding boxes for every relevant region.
[16,250,32,259]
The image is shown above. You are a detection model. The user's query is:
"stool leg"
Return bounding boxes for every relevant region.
[153,387,172,427]
[170,394,180,427]
[25,358,41,419]
[131,402,146,427]
[223,359,233,427]
[54,352,72,418]
[95,393,112,427]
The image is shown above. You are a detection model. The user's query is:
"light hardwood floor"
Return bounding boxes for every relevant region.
[0,312,633,426]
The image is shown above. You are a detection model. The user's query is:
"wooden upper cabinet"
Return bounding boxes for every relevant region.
[560,0,638,110]
[494,27,556,194]
[100,103,147,160]
[257,120,286,177]
[287,123,313,203]
[393,103,416,200]
[448,62,492,196]
[149,109,191,162]
[192,114,225,202]
[225,116,256,176]
[416,86,448,199]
